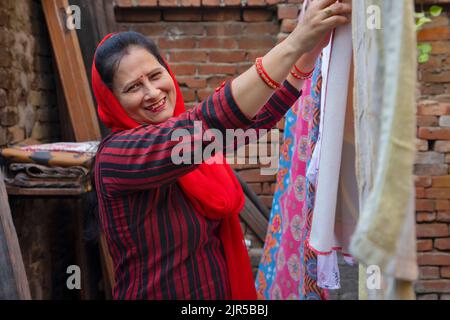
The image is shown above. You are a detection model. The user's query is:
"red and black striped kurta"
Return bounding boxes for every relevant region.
[94,80,301,299]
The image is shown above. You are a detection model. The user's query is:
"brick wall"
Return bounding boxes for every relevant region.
[415,0,450,300]
[0,0,60,148]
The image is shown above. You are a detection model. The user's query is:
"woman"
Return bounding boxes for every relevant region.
[92,0,351,299]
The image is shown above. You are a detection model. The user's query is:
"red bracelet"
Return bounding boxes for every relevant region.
[292,64,314,79]
[255,57,281,90]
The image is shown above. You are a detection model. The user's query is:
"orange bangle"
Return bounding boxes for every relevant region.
[255,57,281,90]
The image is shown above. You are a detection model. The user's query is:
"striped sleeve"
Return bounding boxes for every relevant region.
[246,79,302,131]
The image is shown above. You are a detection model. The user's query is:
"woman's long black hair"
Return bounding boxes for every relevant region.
[83,31,167,243]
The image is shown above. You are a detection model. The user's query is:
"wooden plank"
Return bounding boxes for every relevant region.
[99,232,114,298]
[235,170,270,220]
[41,0,101,142]
[240,194,269,243]
[6,186,86,196]
[0,171,31,299]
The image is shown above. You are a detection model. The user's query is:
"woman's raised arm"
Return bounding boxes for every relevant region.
[231,0,351,120]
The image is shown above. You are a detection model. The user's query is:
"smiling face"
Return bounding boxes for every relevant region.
[112,46,177,124]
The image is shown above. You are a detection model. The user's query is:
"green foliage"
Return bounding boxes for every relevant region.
[415,5,443,63]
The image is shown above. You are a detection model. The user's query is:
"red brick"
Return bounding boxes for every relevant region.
[238,169,276,183]
[159,0,177,6]
[432,175,450,187]
[417,211,436,222]
[417,239,434,252]
[437,211,450,221]
[416,187,426,199]
[441,266,450,278]
[199,38,238,49]
[180,88,196,102]
[435,238,450,250]
[261,182,272,195]
[435,141,450,152]
[429,41,450,54]
[418,27,450,41]
[177,77,206,89]
[418,127,450,140]
[243,10,273,22]
[266,0,282,4]
[416,199,435,212]
[425,188,450,199]
[416,223,448,238]
[422,71,450,84]
[281,18,296,33]
[417,101,450,116]
[113,8,162,22]
[248,183,262,194]
[415,280,450,293]
[169,50,208,62]
[247,0,267,5]
[246,23,278,35]
[121,23,163,35]
[419,266,440,279]
[418,252,450,266]
[138,0,158,5]
[247,49,270,61]
[415,176,432,188]
[236,62,253,74]
[277,4,299,19]
[205,24,243,36]
[223,0,241,4]
[417,139,428,151]
[158,38,196,49]
[207,76,230,88]
[414,164,449,176]
[209,51,246,63]
[202,9,241,21]
[197,88,211,100]
[259,195,274,208]
[165,23,204,36]
[198,64,236,75]
[201,0,220,5]
[171,64,196,75]
[417,294,439,300]
[178,0,201,6]
[416,115,439,127]
[115,0,133,7]
[163,10,202,21]
[418,55,443,69]
[238,37,274,50]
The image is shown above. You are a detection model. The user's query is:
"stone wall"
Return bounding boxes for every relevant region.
[0,0,60,148]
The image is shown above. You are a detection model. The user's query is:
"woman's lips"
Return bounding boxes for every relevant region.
[145,97,166,113]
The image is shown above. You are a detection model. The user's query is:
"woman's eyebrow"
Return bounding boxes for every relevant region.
[123,67,164,90]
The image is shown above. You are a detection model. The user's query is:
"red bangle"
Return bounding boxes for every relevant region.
[290,69,312,80]
[293,64,314,79]
[255,57,281,90]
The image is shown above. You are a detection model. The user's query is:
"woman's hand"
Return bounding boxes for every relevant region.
[287,0,351,54]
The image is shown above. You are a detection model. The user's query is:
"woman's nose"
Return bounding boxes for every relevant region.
[142,78,160,100]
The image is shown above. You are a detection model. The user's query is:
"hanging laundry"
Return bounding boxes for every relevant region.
[256,58,327,300]
[350,0,418,300]
[306,15,358,290]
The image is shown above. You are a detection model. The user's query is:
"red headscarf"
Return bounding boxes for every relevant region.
[92,33,257,300]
